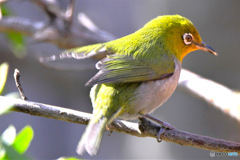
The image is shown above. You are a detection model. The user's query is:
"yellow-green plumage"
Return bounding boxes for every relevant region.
[51,15,216,156]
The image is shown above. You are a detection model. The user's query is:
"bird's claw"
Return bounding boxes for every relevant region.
[157,127,166,142]
[105,125,113,136]
[139,113,175,142]
[156,123,175,142]
[108,130,113,136]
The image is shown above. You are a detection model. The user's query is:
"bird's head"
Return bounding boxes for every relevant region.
[145,15,217,61]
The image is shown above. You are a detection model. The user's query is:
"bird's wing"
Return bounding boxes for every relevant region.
[60,44,111,60]
[40,43,110,62]
[86,54,175,86]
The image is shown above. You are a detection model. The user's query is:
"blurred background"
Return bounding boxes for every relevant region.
[0,0,240,159]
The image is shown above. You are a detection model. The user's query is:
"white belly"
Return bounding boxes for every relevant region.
[119,58,181,119]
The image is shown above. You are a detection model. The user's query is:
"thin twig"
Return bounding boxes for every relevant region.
[65,0,75,30]
[13,69,27,100]
[31,0,66,20]
[0,96,239,153]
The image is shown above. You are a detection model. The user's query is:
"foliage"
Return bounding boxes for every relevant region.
[0,125,33,160]
[2,4,27,58]
[0,62,8,94]
[0,62,14,115]
[0,63,32,159]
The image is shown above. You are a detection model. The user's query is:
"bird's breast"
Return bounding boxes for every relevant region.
[119,58,181,120]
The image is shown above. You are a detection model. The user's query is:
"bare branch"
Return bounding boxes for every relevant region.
[0,16,114,48]
[179,69,240,121]
[0,17,42,36]
[0,96,239,153]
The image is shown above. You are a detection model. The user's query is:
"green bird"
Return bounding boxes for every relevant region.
[45,15,217,155]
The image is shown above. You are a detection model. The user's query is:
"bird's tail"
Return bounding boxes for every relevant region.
[76,115,108,156]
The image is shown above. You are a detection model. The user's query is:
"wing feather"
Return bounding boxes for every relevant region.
[86,54,175,86]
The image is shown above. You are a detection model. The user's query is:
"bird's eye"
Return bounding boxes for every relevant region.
[183,33,193,45]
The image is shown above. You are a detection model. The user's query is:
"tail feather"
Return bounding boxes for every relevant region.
[77,116,108,156]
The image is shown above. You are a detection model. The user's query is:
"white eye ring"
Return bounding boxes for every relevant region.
[183,33,194,45]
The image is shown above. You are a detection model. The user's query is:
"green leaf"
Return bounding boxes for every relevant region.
[0,63,14,115]
[1,125,16,146]
[0,126,32,160]
[57,157,82,160]
[1,4,12,16]
[1,142,31,160]
[2,4,27,58]
[0,142,6,159]
[12,125,34,154]
[6,32,27,59]
[0,62,9,94]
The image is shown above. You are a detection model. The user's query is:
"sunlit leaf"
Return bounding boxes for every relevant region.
[0,95,14,115]
[1,125,16,146]
[12,125,34,154]
[0,63,16,115]
[0,103,13,115]
[58,157,81,160]
[0,62,9,94]
[0,143,6,159]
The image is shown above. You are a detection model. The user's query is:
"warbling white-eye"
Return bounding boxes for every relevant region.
[45,14,217,156]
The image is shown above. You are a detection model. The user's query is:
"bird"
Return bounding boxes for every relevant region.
[44,14,217,156]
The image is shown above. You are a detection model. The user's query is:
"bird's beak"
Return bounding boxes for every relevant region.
[194,41,218,56]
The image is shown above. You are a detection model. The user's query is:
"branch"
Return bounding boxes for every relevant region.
[0,17,41,36]
[0,16,114,48]
[0,96,239,153]
[179,69,240,121]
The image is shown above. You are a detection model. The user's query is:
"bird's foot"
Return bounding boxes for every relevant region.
[156,121,175,142]
[140,113,175,129]
[156,127,166,142]
[139,113,175,142]
[105,125,113,136]
[108,130,113,136]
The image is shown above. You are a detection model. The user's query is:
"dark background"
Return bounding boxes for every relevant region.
[0,0,240,159]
